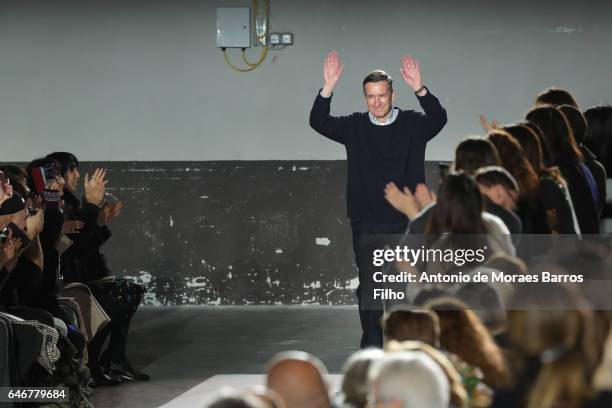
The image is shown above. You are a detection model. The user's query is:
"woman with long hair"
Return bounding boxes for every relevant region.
[526,106,600,234]
[491,282,612,408]
[584,105,612,176]
[452,136,501,175]
[559,104,606,214]
[426,297,510,389]
[425,172,514,263]
[486,130,549,235]
[426,172,487,235]
[503,124,580,234]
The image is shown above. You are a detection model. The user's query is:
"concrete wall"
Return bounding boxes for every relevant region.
[2,0,611,304]
[76,160,441,305]
[1,0,611,162]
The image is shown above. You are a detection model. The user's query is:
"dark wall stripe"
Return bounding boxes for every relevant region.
[22,160,444,305]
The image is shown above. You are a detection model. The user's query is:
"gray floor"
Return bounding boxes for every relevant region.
[90,306,362,408]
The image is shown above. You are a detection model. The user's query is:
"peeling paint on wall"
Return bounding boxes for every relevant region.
[316,237,331,246]
[91,161,441,306]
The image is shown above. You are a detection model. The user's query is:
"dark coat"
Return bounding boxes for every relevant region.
[60,191,112,284]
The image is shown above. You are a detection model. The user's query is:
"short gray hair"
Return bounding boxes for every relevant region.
[368,351,449,408]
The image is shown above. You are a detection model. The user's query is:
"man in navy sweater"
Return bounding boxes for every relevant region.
[309,51,447,347]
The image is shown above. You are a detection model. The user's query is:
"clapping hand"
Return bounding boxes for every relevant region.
[47,175,65,192]
[413,183,437,210]
[321,51,344,97]
[384,182,420,220]
[98,201,123,226]
[479,115,499,132]
[84,168,108,206]
[400,55,423,92]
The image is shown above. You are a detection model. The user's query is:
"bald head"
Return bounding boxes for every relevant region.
[266,352,330,408]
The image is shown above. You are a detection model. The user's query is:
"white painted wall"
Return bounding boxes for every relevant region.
[1,0,611,161]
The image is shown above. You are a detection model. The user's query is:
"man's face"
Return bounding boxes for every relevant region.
[64,167,80,193]
[364,81,394,121]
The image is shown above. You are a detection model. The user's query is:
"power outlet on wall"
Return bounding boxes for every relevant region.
[269,33,281,45]
[280,33,293,45]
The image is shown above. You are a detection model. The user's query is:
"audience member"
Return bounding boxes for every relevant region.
[426,297,510,388]
[266,351,331,408]
[492,283,612,408]
[367,351,449,408]
[534,87,579,108]
[584,105,612,175]
[46,151,148,385]
[526,106,600,233]
[340,348,384,408]
[487,130,550,234]
[560,104,607,214]
[504,123,581,234]
[474,165,522,235]
[382,307,440,347]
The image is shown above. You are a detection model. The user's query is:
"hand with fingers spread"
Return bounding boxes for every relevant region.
[478,115,499,132]
[321,51,344,98]
[98,201,123,226]
[384,182,420,220]
[47,175,65,192]
[110,201,123,218]
[63,219,85,234]
[400,55,424,93]
[413,183,437,210]
[84,168,108,206]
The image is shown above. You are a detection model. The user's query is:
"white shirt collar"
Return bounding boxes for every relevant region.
[369,107,399,126]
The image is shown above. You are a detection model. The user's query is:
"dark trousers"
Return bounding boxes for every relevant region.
[351,219,407,348]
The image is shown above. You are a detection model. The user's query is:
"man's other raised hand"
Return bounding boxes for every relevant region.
[321,51,344,98]
[400,55,425,94]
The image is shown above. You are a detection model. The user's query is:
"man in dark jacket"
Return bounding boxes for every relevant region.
[309,51,447,347]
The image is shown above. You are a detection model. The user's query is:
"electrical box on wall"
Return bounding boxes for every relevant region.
[280,33,293,45]
[216,7,251,48]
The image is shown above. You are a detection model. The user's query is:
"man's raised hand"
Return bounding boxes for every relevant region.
[400,55,424,93]
[321,51,344,98]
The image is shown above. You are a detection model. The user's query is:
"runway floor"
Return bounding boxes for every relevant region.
[90,305,361,408]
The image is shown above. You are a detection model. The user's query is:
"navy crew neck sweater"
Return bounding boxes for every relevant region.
[309,90,447,224]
